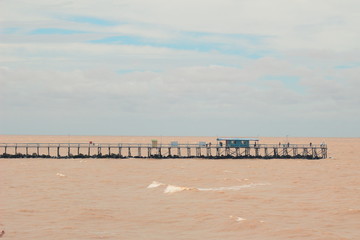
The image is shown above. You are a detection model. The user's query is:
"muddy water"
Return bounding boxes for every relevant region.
[1,136,359,239]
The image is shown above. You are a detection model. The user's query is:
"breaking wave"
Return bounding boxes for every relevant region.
[164,185,194,193]
[147,181,165,189]
[197,183,270,191]
[147,181,269,194]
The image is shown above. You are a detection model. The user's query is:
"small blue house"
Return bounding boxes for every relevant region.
[217,138,259,147]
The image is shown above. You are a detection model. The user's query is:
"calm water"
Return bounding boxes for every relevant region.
[1,136,359,239]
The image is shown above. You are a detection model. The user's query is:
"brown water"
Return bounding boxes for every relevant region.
[1,136,359,240]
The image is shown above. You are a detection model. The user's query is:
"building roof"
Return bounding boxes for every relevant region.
[216,138,259,141]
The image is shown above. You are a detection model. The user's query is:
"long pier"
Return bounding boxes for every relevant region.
[0,142,327,159]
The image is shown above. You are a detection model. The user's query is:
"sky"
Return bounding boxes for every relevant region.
[0,0,359,137]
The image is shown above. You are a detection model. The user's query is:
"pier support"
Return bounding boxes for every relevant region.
[206,147,211,157]
[255,147,260,157]
[293,148,297,156]
[225,147,230,156]
[321,147,327,158]
[168,147,171,157]
[196,147,201,157]
[0,142,327,159]
[312,148,317,158]
[245,148,250,157]
[273,148,278,157]
[283,147,288,157]
[235,148,240,157]
[303,148,308,157]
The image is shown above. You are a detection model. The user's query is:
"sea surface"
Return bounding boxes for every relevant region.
[1,135,359,240]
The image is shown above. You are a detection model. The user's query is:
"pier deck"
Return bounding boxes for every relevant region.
[0,142,327,159]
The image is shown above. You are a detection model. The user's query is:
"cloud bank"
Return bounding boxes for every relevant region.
[0,0,359,136]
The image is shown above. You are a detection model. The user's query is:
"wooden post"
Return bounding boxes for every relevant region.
[68,146,71,157]
[264,148,268,157]
[26,146,28,156]
[108,147,111,156]
[119,147,122,157]
[216,147,220,157]
[138,147,141,157]
[57,146,60,157]
[77,145,80,155]
[177,147,181,157]
[273,148,278,157]
[196,147,200,157]
[158,147,162,157]
[283,147,288,157]
[147,147,151,157]
[128,147,131,157]
[321,146,327,158]
[168,147,171,157]
[245,148,250,156]
[187,147,191,157]
[4,145,7,154]
[48,147,50,156]
[225,147,230,156]
[37,145,39,156]
[312,148,316,158]
[303,148,308,157]
[15,144,17,155]
[293,148,297,156]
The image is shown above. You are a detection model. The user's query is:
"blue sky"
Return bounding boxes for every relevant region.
[0,0,359,137]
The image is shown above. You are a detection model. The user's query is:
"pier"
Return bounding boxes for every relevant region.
[0,139,327,159]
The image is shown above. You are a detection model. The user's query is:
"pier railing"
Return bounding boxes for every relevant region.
[0,142,327,159]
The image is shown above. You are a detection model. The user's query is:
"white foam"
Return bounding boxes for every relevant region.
[147,181,164,189]
[197,183,269,191]
[56,173,66,177]
[236,217,246,222]
[163,185,193,193]
[148,181,269,194]
[229,215,246,222]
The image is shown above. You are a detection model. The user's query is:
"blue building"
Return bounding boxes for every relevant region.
[216,138,259,147]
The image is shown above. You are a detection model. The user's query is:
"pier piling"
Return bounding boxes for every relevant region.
[0,142,328,159]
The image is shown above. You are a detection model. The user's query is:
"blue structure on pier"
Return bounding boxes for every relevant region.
[217,138,259,147]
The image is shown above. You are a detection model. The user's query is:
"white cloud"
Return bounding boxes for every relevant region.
[1,63,359,136]
[1,0,359,136]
